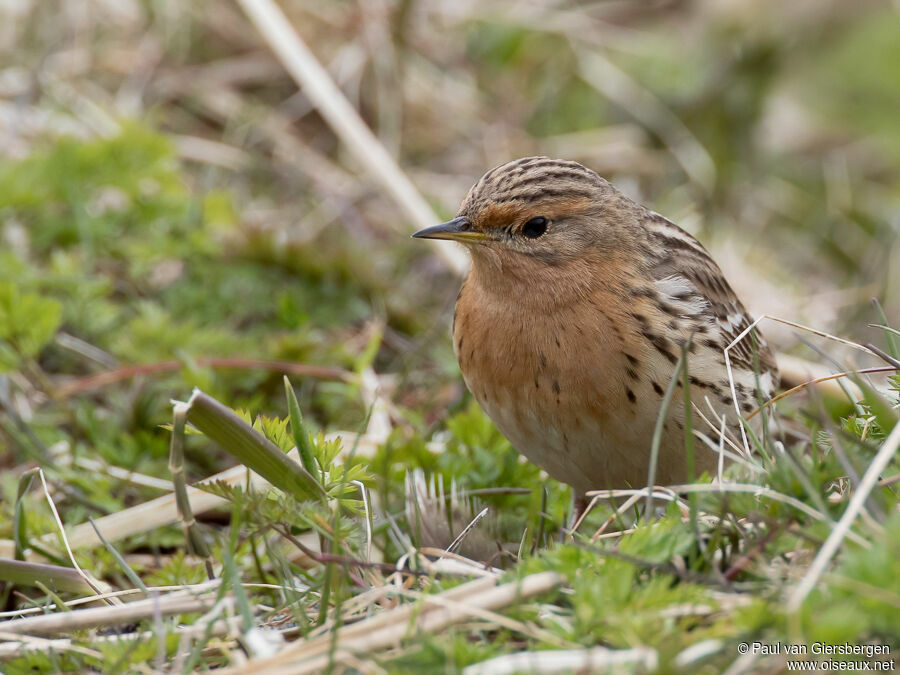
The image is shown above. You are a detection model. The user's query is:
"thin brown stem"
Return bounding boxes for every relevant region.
[56,358,352,398]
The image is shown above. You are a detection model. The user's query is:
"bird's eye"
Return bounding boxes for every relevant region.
[522,217,548,239]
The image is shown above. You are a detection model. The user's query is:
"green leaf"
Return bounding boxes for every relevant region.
[0,558,96,595]
[284,376,320,482]
[184,389,326,503]
[871,299,899,359]
[852,375,898,438]
[0,283,62,370]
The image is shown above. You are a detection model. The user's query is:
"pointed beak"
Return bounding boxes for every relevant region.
[411,217,490,243]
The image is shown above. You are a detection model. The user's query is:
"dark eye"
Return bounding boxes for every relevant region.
[522,217,548,239]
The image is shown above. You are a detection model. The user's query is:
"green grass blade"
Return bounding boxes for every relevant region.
[170,401,213,573]
[644,350,687,520]
[284,376,320,483]
[13,470,36,561]
[88,516,149,595]
[852,375,899,437]
[0,557,96,594]
[680,341,698,534]
[184,388,326,503]
[871,299,899,358]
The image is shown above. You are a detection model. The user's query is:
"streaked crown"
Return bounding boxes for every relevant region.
[460,156,611,215]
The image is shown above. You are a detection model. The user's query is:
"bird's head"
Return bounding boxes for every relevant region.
[413,157,643,276]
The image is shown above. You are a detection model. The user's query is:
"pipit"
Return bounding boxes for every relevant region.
[414,157,778,502]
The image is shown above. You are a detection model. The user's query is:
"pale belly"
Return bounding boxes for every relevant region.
[466,366,717,494]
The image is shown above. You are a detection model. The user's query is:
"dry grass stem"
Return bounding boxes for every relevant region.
[234,0,467,274]
[56,357,351,398]
[1,591,235,637]
[462,645,659,675]
[787,420,900,611]
[0,465,320,561]
[36,469,112,602]
[586,484,870,548]
[225,572,562,673]
[725,315,881,453]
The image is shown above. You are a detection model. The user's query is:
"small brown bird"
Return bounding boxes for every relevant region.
[414,157,778,500]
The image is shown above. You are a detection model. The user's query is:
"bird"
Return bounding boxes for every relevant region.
[413,157,778,506]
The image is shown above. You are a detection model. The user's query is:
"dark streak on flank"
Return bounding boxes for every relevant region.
[626,388,636,403]
[651,381,664,396]
[659,302,682,318]
[626,368,638,380]
[689,376,710,389]
[552,380,561,395]
[643,330,678,364]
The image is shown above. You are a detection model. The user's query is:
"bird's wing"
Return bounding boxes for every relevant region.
[642,211,779,397]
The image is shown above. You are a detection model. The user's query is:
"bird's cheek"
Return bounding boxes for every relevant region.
[471,243,501,265]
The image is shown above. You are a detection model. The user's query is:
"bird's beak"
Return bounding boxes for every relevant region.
[411,217,490,243]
